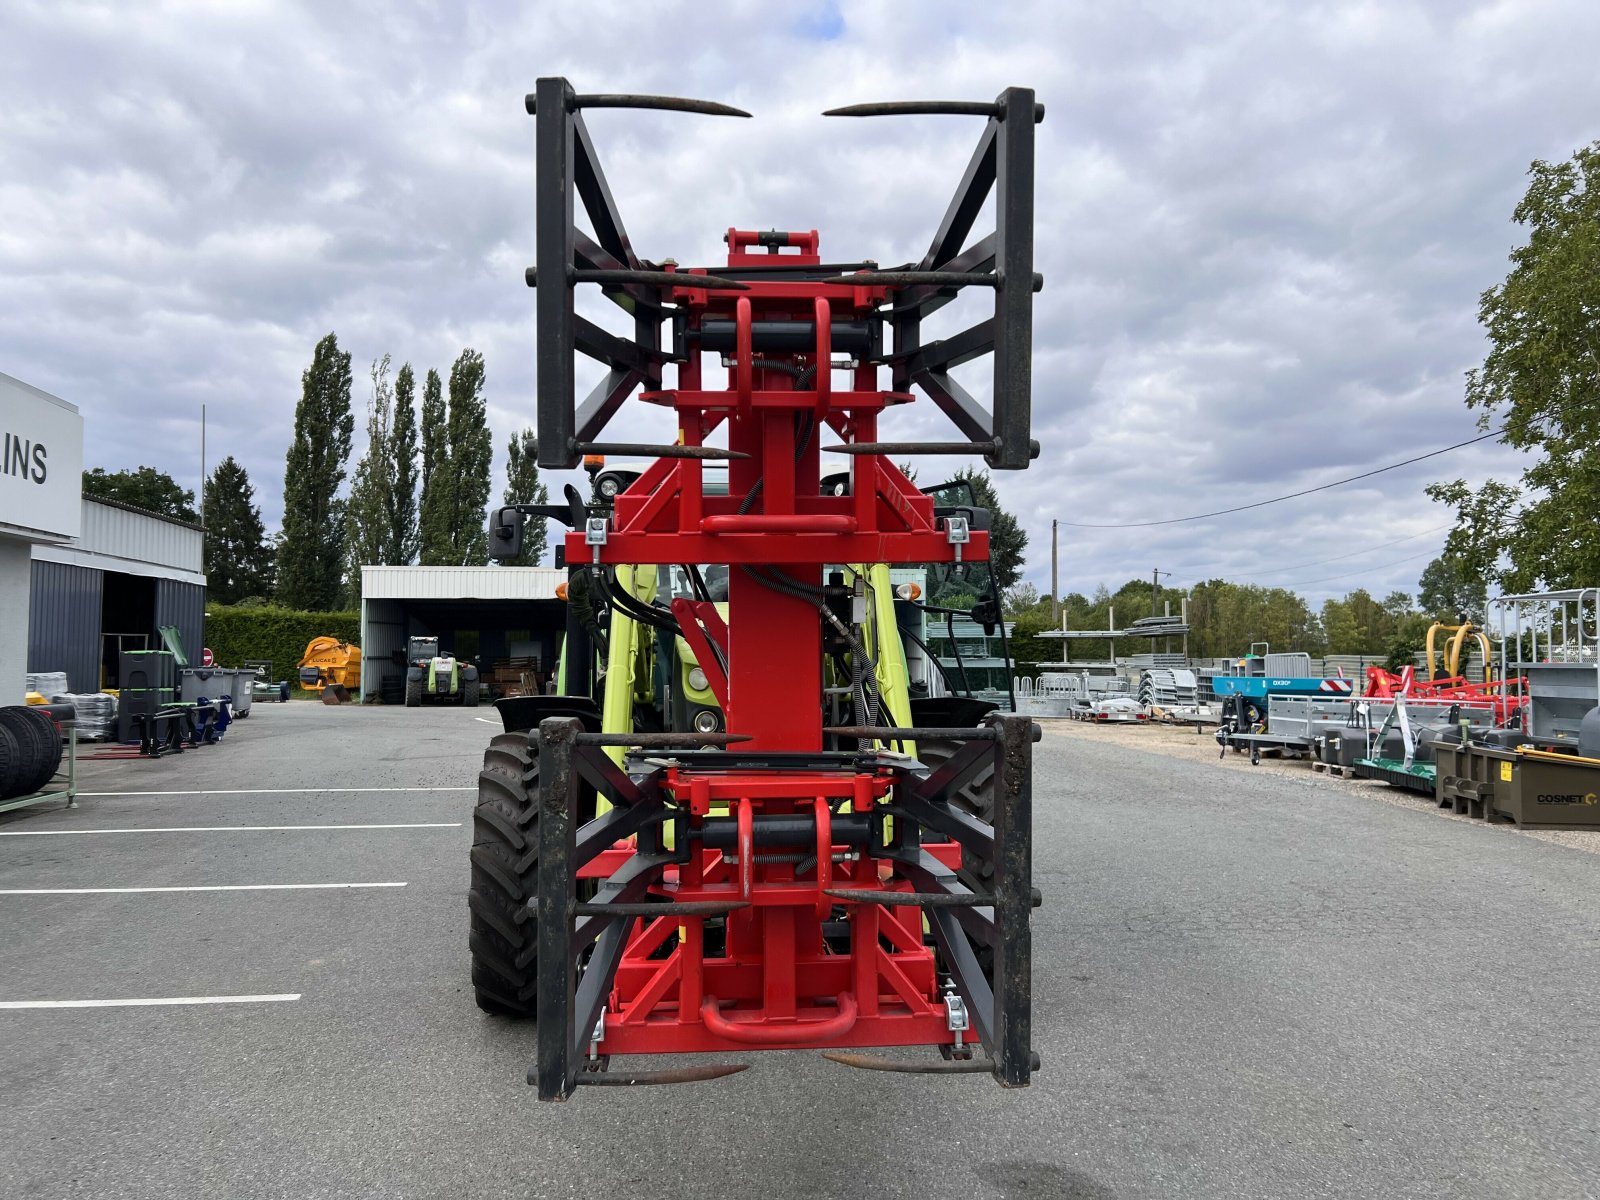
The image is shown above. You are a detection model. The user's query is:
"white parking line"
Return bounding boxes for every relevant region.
[76,787,474,797]
[0,824,462,837]
[0,883,407,895]
[473,716,498,724]
[0,994,301,1009]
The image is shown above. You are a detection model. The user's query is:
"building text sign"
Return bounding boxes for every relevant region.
[0,372,84,541]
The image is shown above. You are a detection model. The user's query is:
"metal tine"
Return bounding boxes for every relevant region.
[573,900,750,918]
[824,724,999,740]
[823,888,993,909]
[820,270,1043,292]
[577,269,749,291]
[823,439,1041,460]
[574,1064,750,1086]
[818,270,995,289]
[527,93,752,118]
[823,99,1046,122]
[575,729,753,746]
[572,443,751,462]
[820,1052,993,1074]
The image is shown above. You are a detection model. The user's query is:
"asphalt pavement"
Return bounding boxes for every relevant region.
[2,702,1598,1199]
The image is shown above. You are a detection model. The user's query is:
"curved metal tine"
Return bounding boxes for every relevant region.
[574,1063,750,1086]
[822,441,1001,456]
[824,100,1000,118]
[820,1052,993,1074]
[823,99,1045,122]
[527,92,751,117]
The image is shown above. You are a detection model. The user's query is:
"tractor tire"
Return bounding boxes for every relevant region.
[916,736,997,892]
[469,731,541,1017]
[404,676,422,708]
[0,724,23,799]
[0,707,63,795]
[462,678,480,708]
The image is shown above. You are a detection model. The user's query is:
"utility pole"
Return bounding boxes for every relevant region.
[199,402,206,520]
[1050,519,1059,623]
[1152,568,1170,619]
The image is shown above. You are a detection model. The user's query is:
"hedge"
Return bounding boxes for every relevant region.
[205,604,360,685]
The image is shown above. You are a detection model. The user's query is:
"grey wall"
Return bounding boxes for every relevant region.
[1,538,33,703]
[27,558,102,694]
[154,578,205,666]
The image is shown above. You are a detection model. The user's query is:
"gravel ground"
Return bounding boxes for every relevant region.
[2,702,1598,1199]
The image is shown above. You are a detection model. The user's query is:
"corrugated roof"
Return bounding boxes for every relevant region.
[360,565,565,601]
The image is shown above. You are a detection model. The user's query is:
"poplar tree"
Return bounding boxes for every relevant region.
[276,333,354,610]
[387,362,420,564]
[448,349,493,565]
[344,355,397,600]
[502,427,549,566]
[418,367,452,564]
[202,456,274,604]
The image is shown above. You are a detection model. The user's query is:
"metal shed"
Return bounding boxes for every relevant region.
[29,497,206,691]
[359,565,566,703]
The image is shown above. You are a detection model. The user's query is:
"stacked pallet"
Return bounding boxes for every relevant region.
[487,657,544,698]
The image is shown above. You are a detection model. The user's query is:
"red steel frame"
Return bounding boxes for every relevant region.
[563,231,986,1056]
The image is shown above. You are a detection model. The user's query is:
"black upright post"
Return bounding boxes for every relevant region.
[533,716,581,1100]
[989,713,1035,1085]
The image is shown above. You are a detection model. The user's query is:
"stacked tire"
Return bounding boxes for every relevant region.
[0,706,65,800]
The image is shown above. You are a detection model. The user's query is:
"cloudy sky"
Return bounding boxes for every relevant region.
[4,0,1596,607]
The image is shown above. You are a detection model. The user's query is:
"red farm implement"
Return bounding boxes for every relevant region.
[472,78,1042,1100]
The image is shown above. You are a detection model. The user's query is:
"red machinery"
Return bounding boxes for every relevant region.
[481,78,1042,1100]
[1363,665,1527,726]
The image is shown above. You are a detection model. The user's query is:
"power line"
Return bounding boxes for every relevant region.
[1183,523,1453,583]
[1253,547,1440,590]
[1057,428,1504,529]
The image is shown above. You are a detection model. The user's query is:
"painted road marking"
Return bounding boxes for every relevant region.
[0,883,407,895]
[0,994,301,1009]
[473,716,498,724]
[0,824,461,837]
[76,787,474,797]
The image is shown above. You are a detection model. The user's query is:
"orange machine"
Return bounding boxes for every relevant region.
[297,637,362,704]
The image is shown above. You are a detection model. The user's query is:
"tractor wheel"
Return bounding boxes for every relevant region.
[404,676,422,708]
[0,707,63,795]
[462,678,480,708]
[469,732,540,1017]
[916,736,997,892]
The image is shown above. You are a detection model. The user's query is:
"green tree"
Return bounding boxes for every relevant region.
[502,426,549,566]
[201,456,273,603]
[1184,579,1321,659]
[1417,554,1489,623]
[418,367,452,564]
[1428,142,1600,591]
[1002,580,1039,615]
[949,466,1027,594]
[1320,588,1402,656]
[448,349,493,565]
[82,466,197,521]
[387,362,420,565]
[344,356,398,600]
[277,333,354,610]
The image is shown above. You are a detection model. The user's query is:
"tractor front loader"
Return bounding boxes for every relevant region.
[471,78,1043,1099]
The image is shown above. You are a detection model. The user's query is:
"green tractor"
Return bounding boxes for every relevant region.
[403,636,481,707]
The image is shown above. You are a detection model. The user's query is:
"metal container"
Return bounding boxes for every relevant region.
[1436,741,1600,828]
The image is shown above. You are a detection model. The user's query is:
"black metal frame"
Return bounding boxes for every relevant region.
[529,713,1038,1100]
[527,77,1040,471]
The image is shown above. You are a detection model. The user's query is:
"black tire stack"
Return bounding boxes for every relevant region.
[0,707,65,800]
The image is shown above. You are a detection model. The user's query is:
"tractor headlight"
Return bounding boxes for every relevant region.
[687,666,708,692]
[597,474,622,498]
[895,582,923,600]
[693,709,721,734]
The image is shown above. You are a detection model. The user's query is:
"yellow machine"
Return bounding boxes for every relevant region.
[297,637,362,703]
[1425,621,1492,683]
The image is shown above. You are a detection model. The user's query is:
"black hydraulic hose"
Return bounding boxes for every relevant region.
[946,610,972,697]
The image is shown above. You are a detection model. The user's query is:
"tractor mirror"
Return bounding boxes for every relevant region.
[489,506,525,561]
